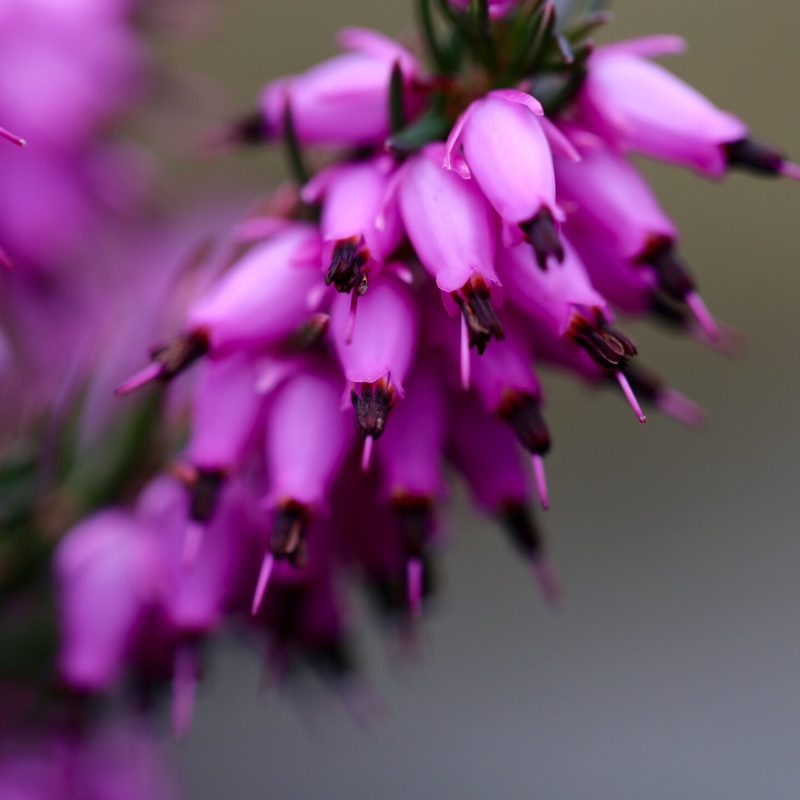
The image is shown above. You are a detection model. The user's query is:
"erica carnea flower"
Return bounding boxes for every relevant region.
[100,2,800,722]
[0,0,789,762]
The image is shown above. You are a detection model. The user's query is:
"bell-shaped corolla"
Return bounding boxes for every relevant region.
[576,35,747,176]
[54,509,159,691]
[260,28,422,147]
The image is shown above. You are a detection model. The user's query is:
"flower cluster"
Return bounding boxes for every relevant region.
[53,0,795,734]
[2,0,797,789]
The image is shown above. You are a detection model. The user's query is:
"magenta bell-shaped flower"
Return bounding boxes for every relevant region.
[260,27,421,147]
[377,360,446,500]
[137,475,249,634]
[186,223,322,353]
[399,142,499,293]
[264,362,354,511]
[501,238,644,421]
[398,142,503,354]
[556,131,720,337]
[262,361,353,568]
[186,352,263,472]
[576,35,748,177]
[447,392,561,604]
[330,275,418,450]
[54,509,160,691]
[555,131,677,261]
[115,223,322,395]
[302,156,403,294]
[445,89,569,263]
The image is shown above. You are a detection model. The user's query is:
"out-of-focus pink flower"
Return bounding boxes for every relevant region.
[186,352,263,473]
[185,224,322,353]
[55,509,160,692]
[576,35,747,176]
[115,224,323,395]
[0,0,145,148]
[260,27,422,147]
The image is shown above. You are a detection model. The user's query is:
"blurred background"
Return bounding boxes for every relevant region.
[158,1,800,797]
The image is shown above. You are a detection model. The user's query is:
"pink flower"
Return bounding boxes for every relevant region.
[263,360,354,562]
[302,156,403,294]
[186,352,263,473]
[54,510,160,692]
[260,28,421,147]
[377,360,446,501]
[445,89,571,265]
[555,131,720,337]
[398,142,503,353]
[446,392,561,604]
[576,35,747,176]
[329,275,418,445]
[115,224,323,394]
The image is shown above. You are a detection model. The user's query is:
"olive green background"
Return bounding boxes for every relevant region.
[161,2,800,797]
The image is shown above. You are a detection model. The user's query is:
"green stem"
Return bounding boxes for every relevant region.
[417,0,452,73]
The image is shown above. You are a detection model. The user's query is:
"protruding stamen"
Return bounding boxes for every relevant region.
[326,236,371,295]
[780,161,800,181]
[460,313,471,390]
[189,468,225,523]
[203,111,267,154]
[451,274,505,355]
[658,388,708,429]
[529,557,564,609]
[532,454,550,512]
[685,290,721,341]
[724,137,790,177]
[270,503,310,566]
[351,378,395,440]
[519,207,564,270]
[615,371,647,424]
[361,435,375,472]
[114,362,164,396]
[407,558,423,618]
[0,127,26,147]
[569,313,637,370]
[497,389,551,456]
[251,552,275,615]
[499,503,562,607]
[615,365,706,429]
[114,332,209,396]
[641,238,696,303]
[171,642,198,738]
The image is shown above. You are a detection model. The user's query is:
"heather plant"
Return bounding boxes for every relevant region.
[0,0,797,796]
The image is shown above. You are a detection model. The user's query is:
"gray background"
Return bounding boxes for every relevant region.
[162,1,800,797]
